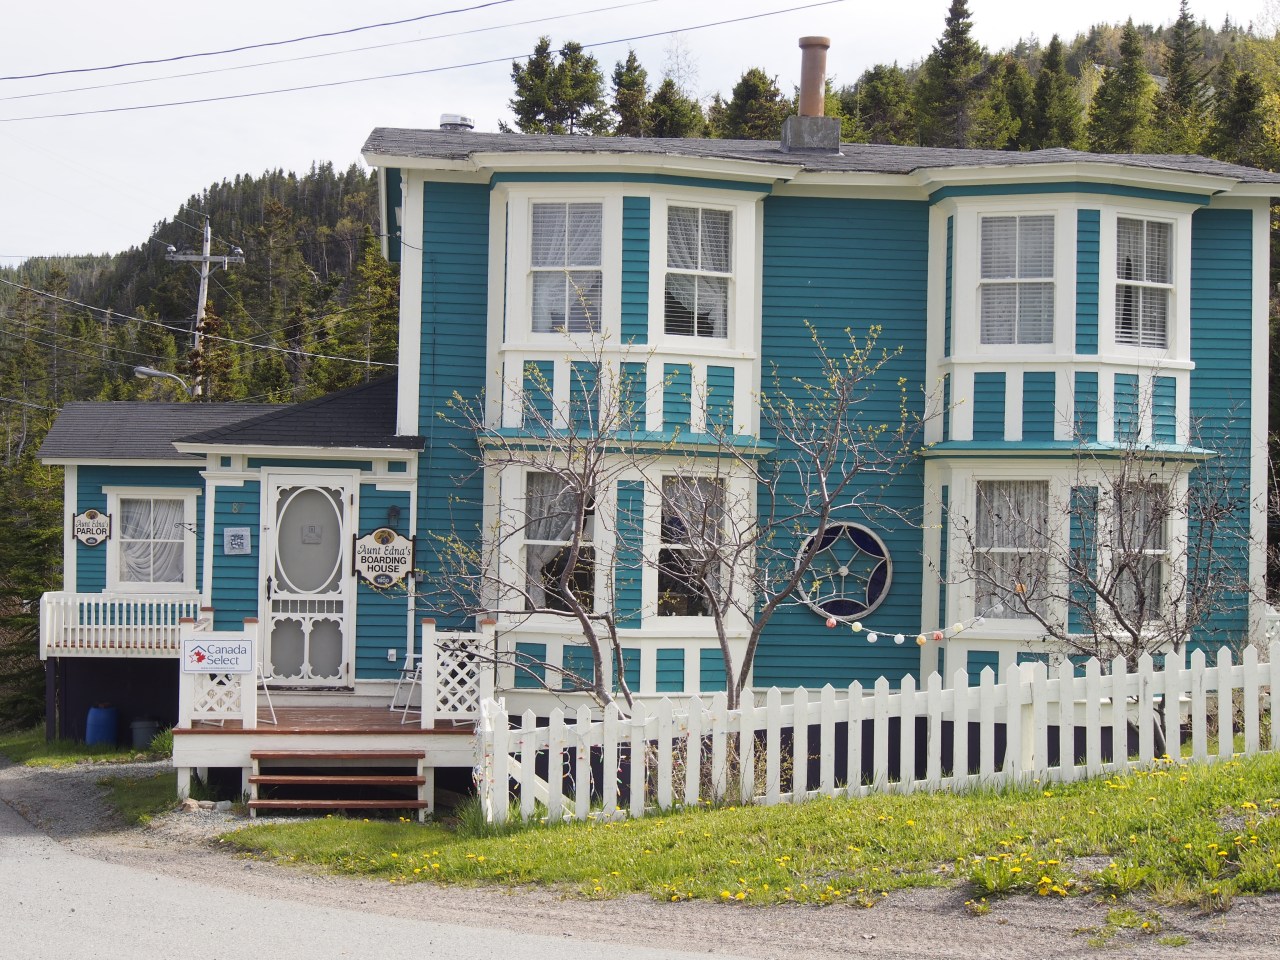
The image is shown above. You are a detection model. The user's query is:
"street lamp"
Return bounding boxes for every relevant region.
[133,366,196,398]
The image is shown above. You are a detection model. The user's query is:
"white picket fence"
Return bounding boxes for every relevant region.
[476,643,1278,824]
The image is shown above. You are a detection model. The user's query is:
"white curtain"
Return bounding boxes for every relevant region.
[664,207,730,338]
[119,497,185,585]
[975,481,1048,619]
[524,473,581,608]
[532,202,602,333]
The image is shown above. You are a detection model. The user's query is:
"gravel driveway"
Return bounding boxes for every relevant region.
[2,758,1279,959]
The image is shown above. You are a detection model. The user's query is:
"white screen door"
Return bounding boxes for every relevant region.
[263,475,355,686]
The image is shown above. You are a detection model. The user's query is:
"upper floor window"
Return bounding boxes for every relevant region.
[664,206,732,339]
[979,215,1054,345]
[531,202,602,333]
[973,479,1049,619]
[1115,218,1171,349]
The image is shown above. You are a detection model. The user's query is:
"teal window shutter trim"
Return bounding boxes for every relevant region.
[1021,371,1056,442]
[1073,371,1098,442]
[663,363,692,430]
[523,359,555,428]
[655,648,685,692]
[616,647,641,693]
[938,485,949,628]
[1113,373,1139,442]
[562,644,596,691]
[1075,210,1100,354]
[972,372,1006,441]
[699,647,727,691]
[614,479,645,626]
[569,361,599,433]
[1068,485,1098,634]
[705,365,735,434]
[944,216,953,358]
[620,362,647,432]
[967,650,1000,686]
[514,642,547,689]
[621,196,651,345]
[1153,376,1176,443]
[942,373,951,443]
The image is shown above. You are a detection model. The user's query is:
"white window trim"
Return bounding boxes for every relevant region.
[647,190,760,356]
[1099,205,1190,362]
[977,213,1057,348]
[104,486,199,594]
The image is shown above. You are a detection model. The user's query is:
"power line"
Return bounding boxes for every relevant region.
[0,278,398,368]
[0,397,60,411]
[0,0,656,103]
[0,1,523,82]
[0,316,184,365]
[0,0,851,123]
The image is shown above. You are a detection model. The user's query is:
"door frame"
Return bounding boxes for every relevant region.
[259,469,360,688]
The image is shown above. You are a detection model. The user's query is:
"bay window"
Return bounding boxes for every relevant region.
[1110,482,1169,623]
[979,215,1054,345]
[1115,217,1171,349]
[664,206,732,339]
[657,476,723,616]
[523,472,595,612]
[974,480,1049,619]
[531,202,602,333]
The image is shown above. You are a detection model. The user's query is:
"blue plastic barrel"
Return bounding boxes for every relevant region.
[85,706,117,747]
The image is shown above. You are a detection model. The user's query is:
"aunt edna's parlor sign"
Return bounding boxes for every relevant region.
[73,510,111,547]
[353,528,414,587]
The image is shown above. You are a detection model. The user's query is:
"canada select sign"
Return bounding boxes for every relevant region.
[183,638,254,674]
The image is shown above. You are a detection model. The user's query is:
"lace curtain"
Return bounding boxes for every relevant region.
[974,481,1048,619]
[665,207,731,338]
[118,497,185,585]
[531,202,603,333]
[524,473,582,608]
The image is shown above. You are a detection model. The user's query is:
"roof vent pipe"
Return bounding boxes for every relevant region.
[798,36,830,117]
[439,113,475,131]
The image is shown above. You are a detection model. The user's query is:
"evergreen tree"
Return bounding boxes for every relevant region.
[710,68,790,140]
[915,0,986,147]
[648,78,705,138]
[970,55,1034,150]
[1031,35,1084,149]
[1206,69,1279,170]
[611,50,650,137]
[508,37,611,135]
[1086,21,1156,153]
[852,64,916,145]
[1152,0,1211,153]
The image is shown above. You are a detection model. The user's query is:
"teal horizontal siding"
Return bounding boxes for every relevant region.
[938,486,949,627]
[655,648,685,692]
[942,373,951,442]
[663,363,692,431]
[617,648,641,693]
[1153,376,1176,444]
[620,361,647,432]
[569,361,599,433]
[247,457,373,471]
[490,172,773,194]
[1113,373,1139,441]
[212,482,260,629]
[705,365,734,435]
[967,649,1000,686]
[944,215,953,358]
[513,642,547,689]
[1075,210,1100,355]
[1074,371,1098,442]
[354,485,410,680]
[615,480,644,627]
[755,196,927,690]
[972,372,1006,441]
[418,181,489,629]
[930,182,1211,206]
[1190,207,1253,646]
[562,644,595,690]
[76,466,206,595]
[523,360,554,427]
[1068,486,1097,634]
[699,648,727,692]
[621,196,650,344]
[1021,371,1055,442]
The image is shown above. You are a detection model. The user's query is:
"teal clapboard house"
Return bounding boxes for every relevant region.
[37,91,1279,752]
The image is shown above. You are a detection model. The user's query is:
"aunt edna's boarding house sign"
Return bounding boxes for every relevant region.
[353,527,414,587]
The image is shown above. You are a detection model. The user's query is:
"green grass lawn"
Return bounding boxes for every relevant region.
[221,751,1280,910]
[99,771,178,825]
[0,725,168,767]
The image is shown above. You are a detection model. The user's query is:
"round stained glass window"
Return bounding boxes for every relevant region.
[798,523,892,620]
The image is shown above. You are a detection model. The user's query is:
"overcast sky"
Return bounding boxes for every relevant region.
[0,0,1266,267]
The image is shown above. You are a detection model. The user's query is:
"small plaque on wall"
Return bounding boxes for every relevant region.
[73,510,111,547]
[223,526,252,556]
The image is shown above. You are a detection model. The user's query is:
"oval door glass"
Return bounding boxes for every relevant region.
[275,487,342,594]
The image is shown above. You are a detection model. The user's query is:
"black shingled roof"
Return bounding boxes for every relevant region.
[40,402,284,462]
[178,376,423,451]
[363,129,1280,184]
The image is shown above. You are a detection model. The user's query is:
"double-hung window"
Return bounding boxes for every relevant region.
[664,206,732,339]
[531,202,603,333]
[657,476,723,616]
[974,480,1049,619]
[109,492,196,592]
[1110,482,1168,623]
[523,472,595,612]
[1115,218,1171,349]
[979,215,1054,345]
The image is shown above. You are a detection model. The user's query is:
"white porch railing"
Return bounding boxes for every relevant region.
[421,619,495,728]
[477,643,1279,825]
[39,592,205,659]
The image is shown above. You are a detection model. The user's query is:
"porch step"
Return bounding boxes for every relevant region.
[249,774,426,787]
[248,748,430,818]
[248,799,428,812]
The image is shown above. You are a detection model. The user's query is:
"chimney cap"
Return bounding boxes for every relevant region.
[799,36,831,49]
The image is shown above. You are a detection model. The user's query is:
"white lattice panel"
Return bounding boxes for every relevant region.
[190,673,243,718]
[436,643,482,718]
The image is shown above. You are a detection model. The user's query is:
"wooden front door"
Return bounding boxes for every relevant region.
[262,474,355,687]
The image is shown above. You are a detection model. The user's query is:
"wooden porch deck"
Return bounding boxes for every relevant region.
[180,705,476,736]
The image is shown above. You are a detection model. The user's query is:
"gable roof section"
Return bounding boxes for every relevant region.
[40,402,284,462]
[178,376,424,451]
[363,129,1280,185]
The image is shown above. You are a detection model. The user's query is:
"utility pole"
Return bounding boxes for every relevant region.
[165,218,244,399]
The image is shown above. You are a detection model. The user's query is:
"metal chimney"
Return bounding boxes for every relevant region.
[781,37,841,154]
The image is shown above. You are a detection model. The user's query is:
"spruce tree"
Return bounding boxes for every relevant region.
[1152,0,1211,154]
[648,78,705,138]
[853,64,916,145]
[1206,70,1279,170]
[1086,21,1156,153]
[711,68,791,140]
[970,55,1034,150]
[915,0,985,147]
[611,50,649,137]
[1031,35,1083,149]
[508,37,611,135]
